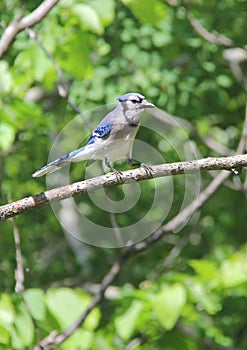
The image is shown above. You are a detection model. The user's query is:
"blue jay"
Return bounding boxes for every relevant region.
[32,92,155,180]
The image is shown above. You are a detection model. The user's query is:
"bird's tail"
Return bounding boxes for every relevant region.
[32,147,87,178]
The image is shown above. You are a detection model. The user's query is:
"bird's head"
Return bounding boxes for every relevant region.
[117,92,155,121]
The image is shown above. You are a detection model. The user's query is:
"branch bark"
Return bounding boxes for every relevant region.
[0,0,58,58]
[186,11,234,47]
[33,168,232,350]
[1,154,247,221]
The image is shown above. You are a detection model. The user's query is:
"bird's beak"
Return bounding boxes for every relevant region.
[142,99,155,108]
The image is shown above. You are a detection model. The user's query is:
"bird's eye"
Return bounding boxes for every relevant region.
[131,99,139,104]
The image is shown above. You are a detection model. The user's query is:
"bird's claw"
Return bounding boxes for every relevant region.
[113,169,124,182]
[140,163,153,176]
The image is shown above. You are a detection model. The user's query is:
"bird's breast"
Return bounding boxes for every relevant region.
[112,123,139,140]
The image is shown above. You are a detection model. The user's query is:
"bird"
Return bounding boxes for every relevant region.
[32,92,155,180]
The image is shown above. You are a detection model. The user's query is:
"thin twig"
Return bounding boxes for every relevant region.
[163,170,230,232]
[1,154,247,221]
[223,48,247,91]
[186,11,234,47]
[0,0,58,57]
[125,335,146,350]
[38,253,127,349]
[12,216,25,293]
[147,234,189,280]
[153,109,235,156]
[11,214,41,341]
[237,103,247,154]
[110,211,124,247]
[158,103,247,231]
[166,0,234,47]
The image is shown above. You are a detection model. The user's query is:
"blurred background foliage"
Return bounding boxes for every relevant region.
[0,0,247,349]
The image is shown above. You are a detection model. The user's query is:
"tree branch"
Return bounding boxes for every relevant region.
[153,108,235,156]
[34,167,234,350]
[1,154,247,221]
[33,110,247,349]
[186,11,234,47]
[165,1,234,47]
[36,250,127,349]
[0,0,58,58]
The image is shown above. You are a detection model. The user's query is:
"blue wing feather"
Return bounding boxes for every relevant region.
[86,124,113,145]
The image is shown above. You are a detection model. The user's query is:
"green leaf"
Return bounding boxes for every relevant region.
[205,324,233,347]
[0,324,10,345]
[70,4,103,34]
[220,256,247,288]
[152,284,186,330]
[115,300,144,340]
[45,288,100,331]
[216,75,232,88]
[185,279,221,315]
[122,0,167,26]
[83,306,100,332]
[58,30,90,79]
[32,47,53,82]
[0,294,15,327]
[91,0,115,26]
[14,45,52,82]
[46,288,86,329]
[93,335,114,350]
[161,331,198,350]
[189,260,219,282]
[24,289,46,321]
[60,329,93,350]
[11,302,34,348]
[0,123,15,150]
[0,61,12,93]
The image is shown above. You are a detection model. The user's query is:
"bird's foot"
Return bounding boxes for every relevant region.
[140,163,153,177]
[113,168,124,182]
[105,157,124,182]
[128,158,138,167]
